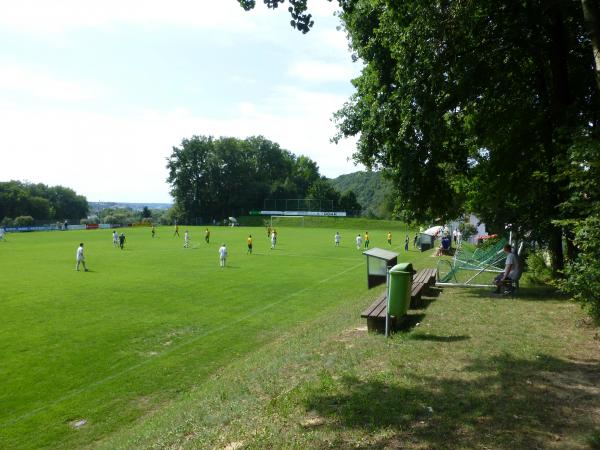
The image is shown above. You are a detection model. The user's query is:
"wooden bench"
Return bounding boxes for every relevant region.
[361,268,438,332]
[360,293,390,332]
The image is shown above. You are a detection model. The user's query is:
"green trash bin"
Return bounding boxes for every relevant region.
[388,263,413,318]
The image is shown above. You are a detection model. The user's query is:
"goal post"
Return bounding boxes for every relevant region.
[270,215,305,228]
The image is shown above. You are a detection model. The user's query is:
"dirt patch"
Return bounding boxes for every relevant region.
[335,326,368,343]
[223,441,244,450]
[301,416,326,428]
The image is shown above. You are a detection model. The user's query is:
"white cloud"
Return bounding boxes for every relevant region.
[0,0,259,34]
[0,64,105,102]
[0,87,361,202]
[288,59,356,83]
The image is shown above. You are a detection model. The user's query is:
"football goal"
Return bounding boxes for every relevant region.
[270,215,305,228]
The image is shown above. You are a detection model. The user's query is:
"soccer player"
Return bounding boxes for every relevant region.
[335,231,341,246]
[173,223,180,237]
[205,228,210,244]
[218,243,228,267]
[267,225,272,238]
[364,231,370,249]
[247,234,253,254]
[75,243,88,271]
[413,233,418,248]
[151,225,156,238]
[113,230,118,248]
[356,234,362,250]
[405,235,409,252]
[184,230,190,248]
[387,232,392,246]
[119,233,126,250]
[271,231,277,249]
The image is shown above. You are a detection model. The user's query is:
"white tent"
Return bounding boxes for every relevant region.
[422,225,443,236]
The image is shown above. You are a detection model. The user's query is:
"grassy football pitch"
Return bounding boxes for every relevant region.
[0,224,417,449]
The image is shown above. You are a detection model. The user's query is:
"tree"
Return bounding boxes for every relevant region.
[292,155,320,197]
[240,0,600,275]
[328,0,599,274]
[0,181,88,222]
[166,136,323,222]
[338,189,361,214]
[307,177,340,205]
[141,206,152,219]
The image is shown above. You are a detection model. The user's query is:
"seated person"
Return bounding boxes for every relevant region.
[494,244,520,293]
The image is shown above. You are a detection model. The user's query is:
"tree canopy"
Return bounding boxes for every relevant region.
[241,0,598,272]
[0,181,89,223]
[166,135,359,223]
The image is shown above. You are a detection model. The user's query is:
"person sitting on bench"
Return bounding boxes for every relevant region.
[494,244,520,293]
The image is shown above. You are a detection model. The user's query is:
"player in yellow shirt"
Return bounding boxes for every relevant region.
[205,228,210,244]
[247,234,253,254]
[387,232,392,246]
[364,231,370,249]
[173,223,180,237]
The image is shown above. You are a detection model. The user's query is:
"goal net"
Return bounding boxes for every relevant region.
[270,216,305,228]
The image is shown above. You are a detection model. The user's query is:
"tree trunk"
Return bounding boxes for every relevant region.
[549,225,565,275]
[581,0,600,91]
[565,229,577,261]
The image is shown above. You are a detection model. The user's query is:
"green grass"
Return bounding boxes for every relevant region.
[3,226,599,449]
[0,224,417,449]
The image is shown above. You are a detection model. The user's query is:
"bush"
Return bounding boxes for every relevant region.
[459,223,477,240]
[559,216,600,325]
[525,249,553,285]
[80,216,98,225]
[14,216,34,227]
[1,217,14,227]
[141,218,153,225]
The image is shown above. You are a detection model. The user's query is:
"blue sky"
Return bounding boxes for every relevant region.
[0,1,362,203]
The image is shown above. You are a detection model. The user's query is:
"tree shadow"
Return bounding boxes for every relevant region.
[407,333,470,342]
[465,286,570,302]
[303,354,600,449]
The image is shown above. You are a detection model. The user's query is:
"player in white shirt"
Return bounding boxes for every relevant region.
[75,243,88,271]
[112,230,118,248]
[218,244,228,267]
[334,231,341,246]
[356,234,362,250]
[271,231,277,249]
[184,230,190,248]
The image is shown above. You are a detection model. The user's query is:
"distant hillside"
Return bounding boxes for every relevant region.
[330,171,393,218]
[89,202,172,212]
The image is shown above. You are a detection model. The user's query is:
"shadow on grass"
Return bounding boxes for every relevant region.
[465,285,570,302]
[394,314,426,333]
[407,333,470,342]
[303,354,600,449]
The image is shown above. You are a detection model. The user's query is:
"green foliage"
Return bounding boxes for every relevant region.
[559,216,600,324]
[331,0,600,272]
[238,0,320,33]
[1,217,14,227]
[458,223,477,240]
[0,180,88,222]
[167,135,353,223]
[14,215,34,227]
[99,207,138,225]
[525,250,553,285]
[141,206,152,218]
[330,171,392,218]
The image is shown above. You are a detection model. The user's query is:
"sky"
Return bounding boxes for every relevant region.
[0,1,363,203]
